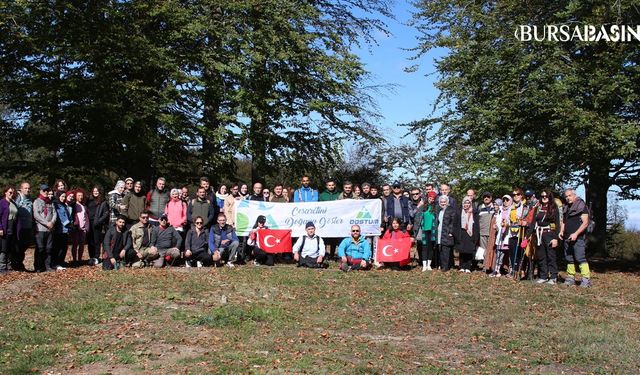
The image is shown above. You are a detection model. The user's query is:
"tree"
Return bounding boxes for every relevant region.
[409,0,640,254]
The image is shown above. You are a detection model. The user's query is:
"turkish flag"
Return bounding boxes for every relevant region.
[377,237,411,263]
[257,229,292,254]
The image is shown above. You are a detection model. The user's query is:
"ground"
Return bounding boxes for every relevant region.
[0,252,639,374]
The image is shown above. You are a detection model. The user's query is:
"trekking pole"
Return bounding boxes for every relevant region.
[511,226,522,279]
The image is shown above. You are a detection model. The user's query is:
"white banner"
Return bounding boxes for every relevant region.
[234,199,382,238]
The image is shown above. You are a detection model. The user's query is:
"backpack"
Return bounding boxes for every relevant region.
[300,235,320,255]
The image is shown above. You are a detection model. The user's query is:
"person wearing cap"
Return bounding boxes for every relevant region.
[129,210,159,267]
[293,175,318,202]
[337,224,371,271]
[385,182,412,231]
[33,184,57,272]
[478,191,497,273]
[209,213,240,267]
[292,222,326,268]
[153,214,182,267]
[492,195,513,277]
[414,190,438,271]
[123,177,134,197]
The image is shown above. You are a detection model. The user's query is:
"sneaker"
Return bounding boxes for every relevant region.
[185,260,192,268]
[426,266,432,271]
[489,272,498,278]
[464,269,471,273]
[421,266,427,272]
[546,278,557,285]
[131,261,144,268]
[253,260,260,267]
[340,263,351,272]
[536,278,549,284]
[226,262,235,268]
[563,277,576,286]
[55,265,66,271]
[196,261,203,268]
[580,278,592,288]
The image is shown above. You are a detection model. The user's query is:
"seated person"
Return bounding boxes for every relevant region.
[248,215,273,266]
[129,210,159,267]
[153,214,182,267]
[292,221,326,268]
[378,217,414,269]
[103,215,133,270]
[337,225,372,271]
[208,213,240,267]
[184,215,210,267]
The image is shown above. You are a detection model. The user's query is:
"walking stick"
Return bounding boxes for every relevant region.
[511,226,523,279]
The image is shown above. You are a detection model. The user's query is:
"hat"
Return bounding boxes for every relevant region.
[124,177,134,183]
[392,181,401,188]
[494,198,503,206]
[502,194,512,201]
[482,191,492,198]
[40,184,50,191]
[305,221,315,229]
[160,214,168,221]
[427,191,437,199]
[257,215,267,224]
[524,189,535,198]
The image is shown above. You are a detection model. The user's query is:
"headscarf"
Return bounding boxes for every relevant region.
[461,197,474,236]
[108,180,125,195]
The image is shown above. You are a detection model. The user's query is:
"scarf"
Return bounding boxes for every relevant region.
[566,197,587,217]
[461,208,474,236]
[38,194,51,216]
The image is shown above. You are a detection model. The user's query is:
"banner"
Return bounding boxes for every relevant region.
[234,199,382,237]
[376,237,412,263]
[257,229,292,254]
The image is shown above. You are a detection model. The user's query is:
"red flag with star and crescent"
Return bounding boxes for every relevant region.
[376,237,412,262]
[257,229,292,254]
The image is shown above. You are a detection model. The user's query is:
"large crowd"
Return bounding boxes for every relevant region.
[0,175,592,287]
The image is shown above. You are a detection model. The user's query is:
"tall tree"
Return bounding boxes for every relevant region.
[409,0,640,254]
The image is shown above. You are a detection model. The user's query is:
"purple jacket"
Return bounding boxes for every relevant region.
[0,199,20,236]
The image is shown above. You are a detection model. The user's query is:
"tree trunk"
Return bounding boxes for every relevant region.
[585,164,610,257]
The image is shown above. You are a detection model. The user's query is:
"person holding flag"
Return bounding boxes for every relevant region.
[248,215,275,266]
[376,217,414,270]
[292,221,327,268]
[337,225,372,272]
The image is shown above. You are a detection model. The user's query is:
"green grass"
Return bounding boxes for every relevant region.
[0,265,639,373]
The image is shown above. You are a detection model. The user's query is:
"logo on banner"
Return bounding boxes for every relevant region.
[377,237,411,263]
[350,207,379,225]
[257,229,292,254]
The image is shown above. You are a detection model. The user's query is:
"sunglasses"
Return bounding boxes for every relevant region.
[195,221,203,225]
[412,193,420,196]
[140,216,149,220]
[541,195,548,198]
[513,193,522,196]
[263,191,270,194]
[351,229,360,233]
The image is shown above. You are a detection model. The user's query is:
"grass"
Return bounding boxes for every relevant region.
[0,264,639,373]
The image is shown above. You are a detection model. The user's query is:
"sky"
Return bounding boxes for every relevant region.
[352,0,640,229]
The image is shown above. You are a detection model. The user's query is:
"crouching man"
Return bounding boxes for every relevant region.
[153,214,182,267]
[129,210,159,267]
[338,225,372,272]
[293,221,327,268]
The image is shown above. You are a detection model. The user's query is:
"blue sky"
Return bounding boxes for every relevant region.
[353,0,639,229]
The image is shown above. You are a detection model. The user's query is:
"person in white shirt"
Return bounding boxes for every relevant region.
[292,221,326,268]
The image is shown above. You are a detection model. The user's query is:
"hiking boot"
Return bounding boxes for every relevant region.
[131,260,144,268]
[563,277,576,286]
[340,263,351,272]
[536,278,548,284]
[580,278,592,288]
[546,278,557,285]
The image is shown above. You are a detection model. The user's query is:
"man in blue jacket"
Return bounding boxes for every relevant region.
[293,175,318,202]
[337,225,371,271]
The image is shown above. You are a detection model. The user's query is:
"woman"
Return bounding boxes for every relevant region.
[184,215,210,267]
[353,184,362,199]
[0,186,19,273]
[122,181,147,228]
[492,195,512,277]
[283,187,294,203]
[107,180,126,224]
[457,197,479,273]
[71,189,90,265]
[54,179,67,193]
[53,191,73,270]
[436,195,456,271]
[378,217,413,269]
[215,185,228,210]
[239,184,249,199]
[248,215,274,266]
[483,197,501,274]
[86,185,109,265]
[533,190,561,284]
[414,191,437,271]
[164,188,187,233]
[508,188,529,277]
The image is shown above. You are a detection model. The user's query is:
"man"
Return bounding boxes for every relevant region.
[208,214,240,267]
[188,187,217,229]
[14,182,33,271]
[361,182,374,199]
[439,183,457,209]
[180,186,190,205]
[293,221,326,268]
[424,183,435,194]
[466,189,479,212]
[199,177,216,203]
[477,191,495,267]
[33,184,57,272]
[408,187,424,224]
[380,183,392,230]
[559,188,592,287]
[122,180,147,228]
[337,181,357,200]
[369,186,379,199]
[103,215,131,270]
[293,175,318,202]
[319,179,340,201]
[269,183,288,202]
[124,177,134,196]
[247,182,265,201]
[129,210,159,267]
[337,225,371,271]
[223,184,242,227]
[385,182,412,231]
[146,177,170,225]
[153,214,182,267]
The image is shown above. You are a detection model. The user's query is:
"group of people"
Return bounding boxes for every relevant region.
[0,175,593,287]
